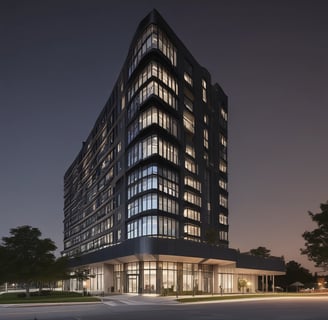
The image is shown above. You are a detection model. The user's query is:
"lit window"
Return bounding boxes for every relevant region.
[184,96,193,112]
[220,108,228,121]
[128,24,177,77]
[183,208,200,221]
[184,176,201,192]
[219,179,227,190]
[219,160,227,173]
[185,158,197,173]
[184,223,200,237]
[219,213,228,225]
[185,144,195,158]
[117,141,122,153]
[204,129,208,149]
[184,72,193,86]
[183,111,195,133]
[219,195,228,208]
[219,231,228,241]
[202,79,207,103]
[220,134,227,147]
[184,191,201,207]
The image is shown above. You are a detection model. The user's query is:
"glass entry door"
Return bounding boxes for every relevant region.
[127,274,139,293]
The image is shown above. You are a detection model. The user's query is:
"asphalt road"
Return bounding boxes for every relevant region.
[1,296,328,320]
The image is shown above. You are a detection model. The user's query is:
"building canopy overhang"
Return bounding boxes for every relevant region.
[69,237,285,275]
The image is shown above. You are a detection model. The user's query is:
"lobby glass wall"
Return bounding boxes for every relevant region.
[112,261,215,294]
[68,262,265,295]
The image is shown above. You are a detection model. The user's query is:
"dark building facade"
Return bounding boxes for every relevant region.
[63,10,284,294]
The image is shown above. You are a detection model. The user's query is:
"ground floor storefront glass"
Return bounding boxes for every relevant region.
[68,261,272,295]
[112,261,255,295]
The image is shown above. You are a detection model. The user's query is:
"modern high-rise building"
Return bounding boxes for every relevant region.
[63,9,284,295]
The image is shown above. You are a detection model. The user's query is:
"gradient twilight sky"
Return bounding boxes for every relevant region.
[1,0,327,272]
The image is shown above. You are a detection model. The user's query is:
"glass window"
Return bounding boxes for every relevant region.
[185,144,195,158]
[219,160,227,173]
[127,216,178,239]
[219,195,228,208]
[220,134,227,147]
[219,179,227,190]
[219,213,228,225]
[204,129,208,149]
[128,24,177,77]
[202,79,207,103]
[183,111,195,133]
[184,72,193,86]
[183,208,200,221]
[184,158,197,174]
[184,96,193,112]
[184,191,201,207]
[220,108,228,121]
[185,176,201,192]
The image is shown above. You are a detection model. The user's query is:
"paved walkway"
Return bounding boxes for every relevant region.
[100,294,179,306]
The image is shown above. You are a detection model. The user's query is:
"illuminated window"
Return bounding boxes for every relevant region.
[184,90,194,112]
[184,72,193,86]
[219,179,227,190]
[127,164,179,199]
[202,79,207,103]
[128,61,178,101]
[183,208,200,221]
[127,107,178,144]
[220,134,227,147]
[219,213,228,225]
[183,110,195,133]
[219,231,228,241]
[220,108,228,121]
[184,223,200,240]
[128,135,179,167]
[117,141,122,153]
[129,24,177,77]
[128,80,178,120]
[219,160,227,173]
[185,144,195,158]
[184,176,201,192]
[219,195,228,208]
[185,158,197,174]
[184,191,201,207]
[204,129,208,149]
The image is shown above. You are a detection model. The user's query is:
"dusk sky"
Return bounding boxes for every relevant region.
[1,0,327,272]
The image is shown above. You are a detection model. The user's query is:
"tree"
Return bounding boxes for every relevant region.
[37,256,70,290]
[249,246,271,258]
[0,225,58,297]
[275,260,314,291]
[204,227,219,245]
[301,201,328,271]
[70,268,96,293]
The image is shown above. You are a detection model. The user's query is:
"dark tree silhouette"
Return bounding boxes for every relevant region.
[301,201,328,271]
[249,246,271,258]
[0,226,60,297]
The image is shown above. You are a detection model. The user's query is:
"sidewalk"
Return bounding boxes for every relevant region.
[100,293,179,306]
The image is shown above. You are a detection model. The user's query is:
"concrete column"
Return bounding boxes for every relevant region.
[266,275,268,292]
[213,265,219,294]
[139,261,144,294]
[177,262,183,296]
[272,275,275,293]
[156,261,163,295]
[103,263,114,294]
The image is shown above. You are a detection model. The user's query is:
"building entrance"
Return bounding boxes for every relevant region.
[127,274,139,293]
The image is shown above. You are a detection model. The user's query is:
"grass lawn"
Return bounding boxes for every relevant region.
[0,292,100,304]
